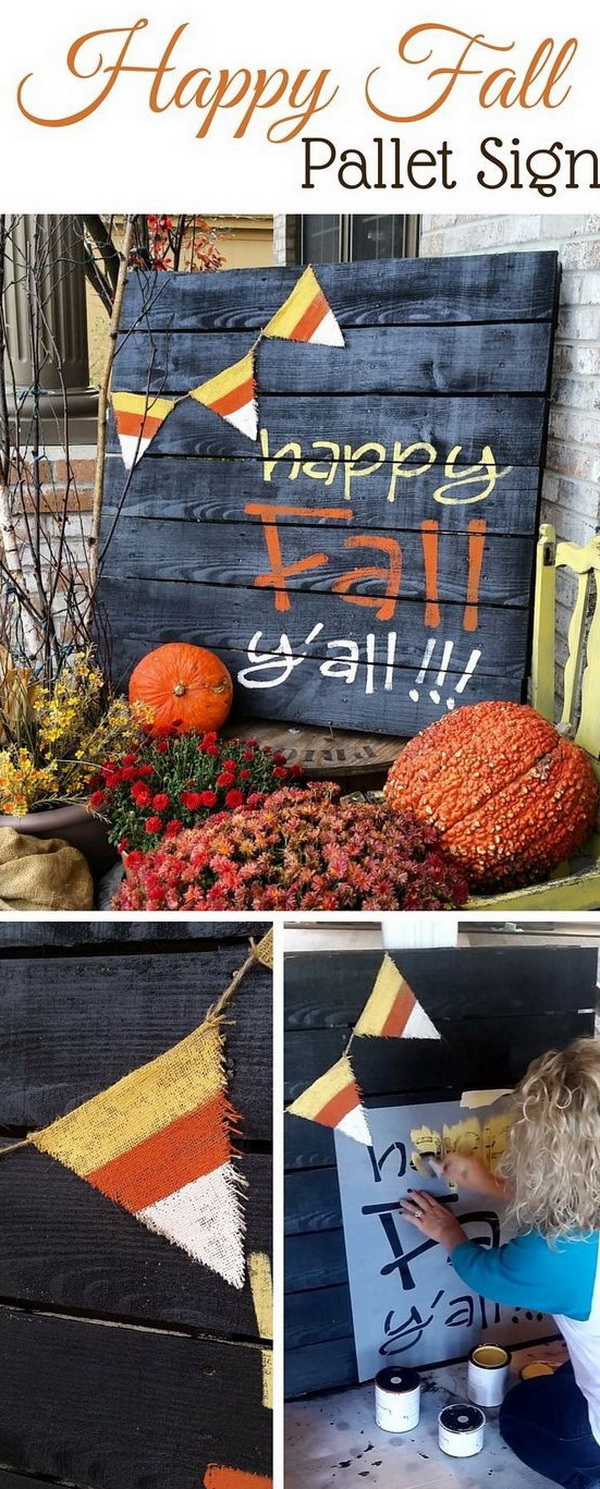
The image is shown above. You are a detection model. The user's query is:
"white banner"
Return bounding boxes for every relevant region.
[2,0,600,209]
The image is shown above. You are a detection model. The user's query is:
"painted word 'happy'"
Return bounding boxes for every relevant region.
[260,430,512,506]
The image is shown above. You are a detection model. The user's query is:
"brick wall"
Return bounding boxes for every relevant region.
[419,215,600,700]
[12,446,95,642]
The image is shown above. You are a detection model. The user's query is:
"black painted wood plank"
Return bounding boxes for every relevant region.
[0,952,271,1136]
[0,1307,271,1489]
[285,1013,592,1103]
[0,1471,56,1483]
[105,517,535,609]
[0,1473,60,1488]
[285,1284,353,1350]
[205,660,524,734]
[107,393,547,464]
[0,1146,269,1335]
[285,1169,343,1236]
[285,1113,337,1172]
[121,255,559,331]
[100,588,527,733]
[284,1030,349,1106]
[99,575,531,674]
[284,1336,357,1399]
[103,453,542,536]
[285,1230,348,1294]
[0,921,269,953]
[114,322,553,396]
[284,948,599,1029]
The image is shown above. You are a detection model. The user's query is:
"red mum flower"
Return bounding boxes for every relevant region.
[180,789,204,811]
[165,818,183,836]
[144,815,163,834]
[131,783,151,808]
[152,793,171,812]
[225,789,244,808]
[216,771,235,788]
[197,789,218,808]
[89,790,106,810]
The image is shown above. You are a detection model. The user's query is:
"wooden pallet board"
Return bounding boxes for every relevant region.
[0,1307,271,1489]
[101,252,559,739]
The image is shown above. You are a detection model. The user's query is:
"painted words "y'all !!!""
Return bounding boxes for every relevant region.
[236,432,509,702]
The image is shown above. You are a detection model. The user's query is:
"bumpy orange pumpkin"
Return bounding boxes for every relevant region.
[384,701,599,892]
[129,643,233,736]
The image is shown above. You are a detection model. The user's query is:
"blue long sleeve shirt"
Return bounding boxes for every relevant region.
[452,1231,600,1442]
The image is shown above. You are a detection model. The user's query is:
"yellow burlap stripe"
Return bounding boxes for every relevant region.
[263,266,319,339]
[31,1020,225,1175]
[189,351,254,407]
[287,1053,353,1121]
[112,390,176,419]
[354,954,403,1036]
[255,929,273,970]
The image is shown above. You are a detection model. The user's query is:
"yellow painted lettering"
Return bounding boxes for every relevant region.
[260,428,302,483]
[386,440,436,502]
[433,444,512,505]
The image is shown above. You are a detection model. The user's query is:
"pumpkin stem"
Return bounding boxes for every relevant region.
[173,682,186,697]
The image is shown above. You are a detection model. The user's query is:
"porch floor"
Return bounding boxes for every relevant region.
[285,1339,568,1489]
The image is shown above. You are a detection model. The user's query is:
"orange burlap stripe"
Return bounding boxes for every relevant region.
[209,377,255,417]
[86,1089,233,1212]
[115,409,164,438]
[381,986,417,1037]
[318,1080,360,1129]
[292,289,328,342]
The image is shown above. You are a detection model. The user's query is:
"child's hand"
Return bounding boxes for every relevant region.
[442,1154,507,1197]
[399,1190,467,1251]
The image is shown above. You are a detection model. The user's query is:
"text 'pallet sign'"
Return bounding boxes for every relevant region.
[335,1096,552,1382]
[102,252,559,736]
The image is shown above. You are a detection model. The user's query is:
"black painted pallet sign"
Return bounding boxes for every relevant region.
[284,946,597,1398]
[101,252,559,734]
[0,923,272,1489]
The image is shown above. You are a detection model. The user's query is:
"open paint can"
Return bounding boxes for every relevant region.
[467,1344,511,1406]
[438,1403,486,1457]
[375,1367,421,1432]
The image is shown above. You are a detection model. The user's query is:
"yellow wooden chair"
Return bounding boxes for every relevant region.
[472,522,600,910]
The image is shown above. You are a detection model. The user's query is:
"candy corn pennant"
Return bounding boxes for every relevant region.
[263,266,344,347]
[189,350,258,441]
[112,391,176,468]
[354,955,441,1040]
[30,1018,246,1288]
[287,1054,371,1145]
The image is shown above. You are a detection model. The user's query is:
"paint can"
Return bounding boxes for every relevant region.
[438,1403,486,1457]
[519,1361,556,1381]
[374,1367,421,1432]
[467,1344,511,1406]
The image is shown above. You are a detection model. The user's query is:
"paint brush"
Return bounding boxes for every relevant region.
[420,1151,447,1182]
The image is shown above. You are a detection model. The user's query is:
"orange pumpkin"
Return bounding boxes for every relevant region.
[384,701,599,892]
[129,643,233,736]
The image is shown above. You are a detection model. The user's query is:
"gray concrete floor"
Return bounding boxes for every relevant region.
[285,1340,569,1488]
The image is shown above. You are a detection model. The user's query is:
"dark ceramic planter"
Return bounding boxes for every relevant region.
[0,804,118,881]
